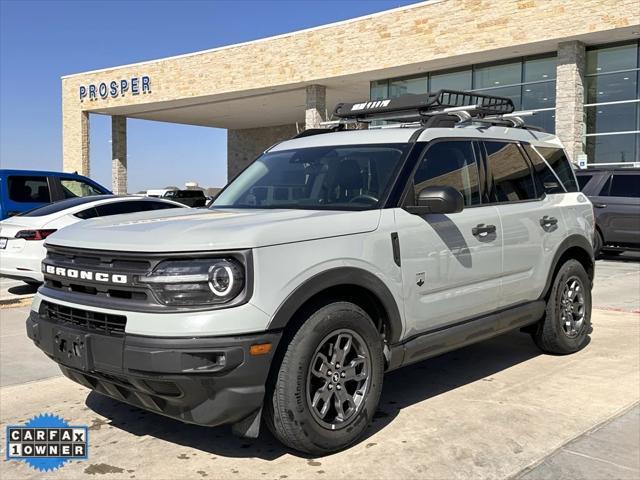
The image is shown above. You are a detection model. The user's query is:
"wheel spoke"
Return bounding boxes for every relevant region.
[311,386,333,419]
[334,387,355,421]
[311,352,330,378]
[331,333,353,366]
[342,357,367,382]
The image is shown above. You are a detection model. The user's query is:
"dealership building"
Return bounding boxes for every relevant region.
[61,0,640,193]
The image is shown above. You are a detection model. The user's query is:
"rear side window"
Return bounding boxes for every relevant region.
[95,200,180,217]
[576,174,593,191]
[7,176,51,203]
[534,147,579,193]
[609,174,640,198]
[523,145,565,194]
[413,140,481,206]
[61,179,104,198]
[484,142,536,202]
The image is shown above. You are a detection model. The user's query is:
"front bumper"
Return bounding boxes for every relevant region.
[26,310,281,427]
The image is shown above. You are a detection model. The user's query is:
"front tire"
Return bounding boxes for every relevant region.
[264,302,384,455]
[533,259,592,354]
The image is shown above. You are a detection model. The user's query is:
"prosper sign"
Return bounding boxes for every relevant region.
[79,76,151,102]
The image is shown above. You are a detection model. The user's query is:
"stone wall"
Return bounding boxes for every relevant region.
[227,124,298,181]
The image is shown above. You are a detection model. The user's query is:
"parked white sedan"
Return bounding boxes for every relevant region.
[0,195,186,284]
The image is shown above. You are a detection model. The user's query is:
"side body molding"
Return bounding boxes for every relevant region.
[267,267,403,343]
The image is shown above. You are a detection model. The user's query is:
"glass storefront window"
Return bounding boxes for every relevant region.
[586,133,639,164]
[586,71,638,103]
[473,61,521,89]
[524,56,556,82]
[586,103,639,134]
[389,75,427,98]
[370,80,389,100]
[429,69,472,91]
[587,42,639,75]
[526,109,555,133]
[522,81,556,110]
[475,85,522,109]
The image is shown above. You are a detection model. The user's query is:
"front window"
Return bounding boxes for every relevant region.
[213,144,409,210]
[61,179,104,198]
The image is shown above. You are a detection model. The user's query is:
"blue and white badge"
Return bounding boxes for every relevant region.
[6,413,88,472]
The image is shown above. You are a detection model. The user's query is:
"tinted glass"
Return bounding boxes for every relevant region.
[61,179,104,198]
[20,195,114,217]
[587,43,639,75]
[586,133,639,164]
[586,72,638,103]
[522,81,556,110]
[370,80,388,100]
[485,142,536,202]
[523,145,564,194]
[576,174,594,191]
[609,174,640,198]
[389,76,427,98]
[534,147,579,192]
[95,200,179,217]
[474,85,522,110]
[8,176,50,203]
[214,144,409,210]
[74,207,99,219]
[586,103,638,134]
[525,109,556,133]
[523,56,556,82]
[599,175,612,196]
[177,190,204,198]
[473,61,521,89]
[413,141,480,207]
[430,69,472,91]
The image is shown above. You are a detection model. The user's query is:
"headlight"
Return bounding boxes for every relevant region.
[139,259,244,306]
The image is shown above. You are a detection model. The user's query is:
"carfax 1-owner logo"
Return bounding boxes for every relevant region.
[6,413,88,472]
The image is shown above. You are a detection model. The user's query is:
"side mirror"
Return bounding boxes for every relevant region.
[404,186,464,215]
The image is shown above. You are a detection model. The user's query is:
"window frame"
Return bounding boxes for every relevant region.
[479,139,544,206]
[7,175,54,204]
[400,137,486,210]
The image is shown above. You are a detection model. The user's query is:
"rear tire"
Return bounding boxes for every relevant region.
[594,230,603,259]
[533,259,592,354]
[264,302,384,455]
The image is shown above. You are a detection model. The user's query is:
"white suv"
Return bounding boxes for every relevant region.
[27,91,595,455]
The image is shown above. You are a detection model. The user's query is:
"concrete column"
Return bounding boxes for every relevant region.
[305,84,326,129]
[227,124,298,181]
[62,110,90,176]
[555,41,586,163]
[111,116,127,195]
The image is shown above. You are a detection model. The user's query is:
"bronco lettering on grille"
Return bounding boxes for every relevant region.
[43,264,128,284]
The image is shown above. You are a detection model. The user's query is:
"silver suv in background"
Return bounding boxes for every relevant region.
[26,91,595,454]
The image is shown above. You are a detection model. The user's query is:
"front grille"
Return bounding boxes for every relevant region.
[42,301,127,336]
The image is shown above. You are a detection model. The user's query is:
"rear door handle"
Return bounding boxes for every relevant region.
[540,216,558,230]
[593,203,607,208]
[472,224,496,237]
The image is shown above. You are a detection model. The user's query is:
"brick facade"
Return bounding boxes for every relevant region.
[111,116,127,195]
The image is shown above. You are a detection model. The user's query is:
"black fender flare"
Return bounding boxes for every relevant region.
[540,234,594,300]
[267,267,403,343]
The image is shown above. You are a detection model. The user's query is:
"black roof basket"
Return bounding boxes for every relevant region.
[333,89,515,123]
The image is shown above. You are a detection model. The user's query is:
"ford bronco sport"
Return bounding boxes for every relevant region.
[27,91,595,455]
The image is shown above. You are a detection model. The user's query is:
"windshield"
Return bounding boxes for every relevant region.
[213,144,409,210]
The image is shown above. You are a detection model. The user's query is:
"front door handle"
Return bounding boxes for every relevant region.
[540,215,558,230]
[472,224,497,237]
[593,203,607,208]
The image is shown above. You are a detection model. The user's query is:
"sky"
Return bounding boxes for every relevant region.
[0,0,419,192]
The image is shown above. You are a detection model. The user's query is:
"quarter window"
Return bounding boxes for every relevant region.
[534,147,579,192]
[523,145,565,194]
[61,179,103,198]
[576,174,594,191]
[609,174,640,198]
[413,141,480,206]
[7,176,51,203]
[485,142,536,202]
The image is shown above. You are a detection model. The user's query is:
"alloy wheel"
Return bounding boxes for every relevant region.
[560,276,586,338]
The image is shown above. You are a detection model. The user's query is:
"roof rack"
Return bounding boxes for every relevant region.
[333,89,515,124]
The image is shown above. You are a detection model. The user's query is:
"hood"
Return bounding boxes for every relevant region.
[45,208,381,252]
